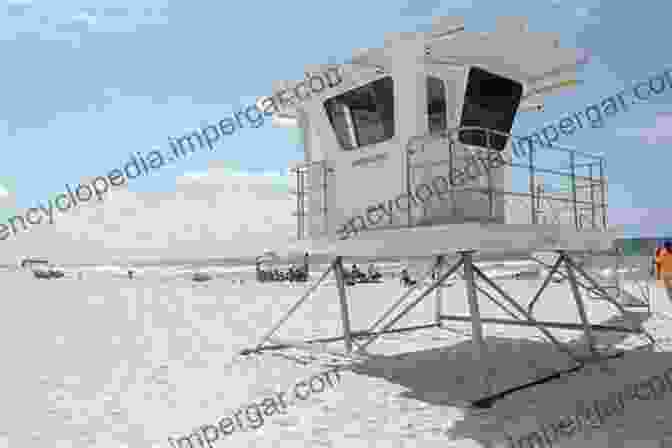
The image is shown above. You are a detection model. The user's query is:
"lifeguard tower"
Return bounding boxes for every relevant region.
[243,17,654,407]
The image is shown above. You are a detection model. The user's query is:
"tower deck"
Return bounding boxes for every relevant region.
[288,222,619,260]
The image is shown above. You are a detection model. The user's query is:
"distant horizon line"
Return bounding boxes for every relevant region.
[0,236,664,267]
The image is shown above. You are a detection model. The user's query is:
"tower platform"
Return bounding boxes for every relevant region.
[284,223,621,261]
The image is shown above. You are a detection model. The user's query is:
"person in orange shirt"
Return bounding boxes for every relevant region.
[655,241,672,299]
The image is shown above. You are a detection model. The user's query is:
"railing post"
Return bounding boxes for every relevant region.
[321,162,328,236]
[296,167,302,240]
[589,163,596,229]
[529,144,536,224]
[302,167,307,238]
[570,151,579,230]
[486,130,494,218]
[536,184,544,223]
[599,158,607,229]
[406,142,412,228]
[449,139,457,217]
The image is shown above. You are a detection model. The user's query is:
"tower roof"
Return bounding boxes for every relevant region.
[261,16,582,124]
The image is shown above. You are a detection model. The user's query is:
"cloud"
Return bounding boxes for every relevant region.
[71,12,97,27]
[614,112,672,144]
[0,167,297,264]
[575,6,601,25]
[614,128,644,137]
[53,12,97,35]
[101,7,129,18]
[400,0,473,18]
[6,0,32,16]
[575,7,590,17]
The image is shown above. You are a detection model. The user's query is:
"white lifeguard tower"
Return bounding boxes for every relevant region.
[243,17,653,407]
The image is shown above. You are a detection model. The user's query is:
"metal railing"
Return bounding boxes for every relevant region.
[291,160,331,240]
[406,126,608,231]
[291,126,608,240]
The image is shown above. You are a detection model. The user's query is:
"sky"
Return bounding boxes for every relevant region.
[0,0,669,264]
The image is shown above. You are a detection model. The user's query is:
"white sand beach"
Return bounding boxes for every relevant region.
[2,263,672,448]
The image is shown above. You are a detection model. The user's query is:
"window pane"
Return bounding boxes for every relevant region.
[324,77,395,150]
[459,67,523,151]
[427,77,447,134]
[326,102,358,150]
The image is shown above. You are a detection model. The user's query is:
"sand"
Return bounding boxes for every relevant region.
[2,263,672,447]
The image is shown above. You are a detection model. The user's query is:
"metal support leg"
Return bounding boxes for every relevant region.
[474,281,522,320]
[252,263,333,352]
[564,255,630,316]
[357,257,464,351]
[527,253,564,315]
[362,258,443,336]
[462,251,490,394]
[566,254,658,348]
[333,257,353,353]
[563,254,596,356]
[530,255,591,291]
[531,254,627,307]
[472,265,581,363]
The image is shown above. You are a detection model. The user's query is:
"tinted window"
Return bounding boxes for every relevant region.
[324,77,394,150]
[427,77,447,134]
[459,67,523,151]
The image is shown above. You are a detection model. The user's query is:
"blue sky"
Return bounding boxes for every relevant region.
[0,0,669,262]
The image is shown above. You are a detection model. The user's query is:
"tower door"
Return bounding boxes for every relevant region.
[323,75,406,237]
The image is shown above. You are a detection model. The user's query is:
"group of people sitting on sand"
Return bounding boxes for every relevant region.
[256,253,310,283]
[345,264,383,284]
[257,265,308,283]
[344,264,420,287]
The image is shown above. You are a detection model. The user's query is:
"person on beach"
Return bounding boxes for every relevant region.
[655,246,664,280]
[652,248,660,278]
[367,264,381,281]
[400,268,416,287]
[351,264,364,281]
[128,269,134,279]
[655,241,672,300]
